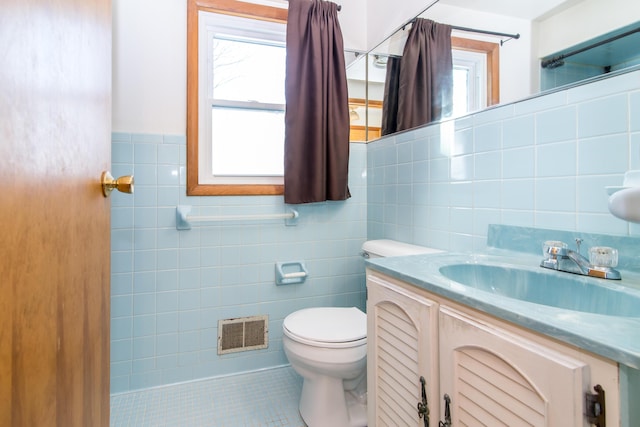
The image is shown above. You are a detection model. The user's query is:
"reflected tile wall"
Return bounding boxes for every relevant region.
[110,135,368,393]
[368,69,640,252]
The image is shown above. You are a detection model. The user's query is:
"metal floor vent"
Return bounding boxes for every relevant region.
[218,315,268,355]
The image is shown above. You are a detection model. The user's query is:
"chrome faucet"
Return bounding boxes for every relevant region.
[540,239,621,280]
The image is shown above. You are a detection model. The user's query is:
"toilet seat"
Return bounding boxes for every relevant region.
[283,307,366,349]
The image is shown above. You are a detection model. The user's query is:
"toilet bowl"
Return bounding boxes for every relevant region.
[283,240,442,427]
[283,307,367,427]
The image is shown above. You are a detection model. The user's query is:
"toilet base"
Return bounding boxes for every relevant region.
[345,389,368,426]
[299,375,367,427]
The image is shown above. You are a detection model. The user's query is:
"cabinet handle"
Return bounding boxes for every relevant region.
[585,384,606,427]
[439,394,451,427]
[417,376,430,427]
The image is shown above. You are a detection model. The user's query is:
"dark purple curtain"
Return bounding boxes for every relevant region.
[381,56,401,136]
[284,0,350,204]
[394,18,453,132]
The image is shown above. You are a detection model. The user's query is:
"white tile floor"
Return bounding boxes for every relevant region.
[110,366,306,427]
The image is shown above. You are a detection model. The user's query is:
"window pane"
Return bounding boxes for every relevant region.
[211,107,284,176]
[213,38,285,104]
[452,67,469,117]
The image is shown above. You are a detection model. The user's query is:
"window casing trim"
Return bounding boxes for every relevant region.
[451,36,500,107]
[187,0,287,196]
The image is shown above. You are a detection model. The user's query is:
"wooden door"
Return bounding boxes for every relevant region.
[0,0,112,426]
[438,306,589,427]
[366,272,440,426]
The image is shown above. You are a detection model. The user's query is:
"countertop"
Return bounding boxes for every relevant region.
[366,249,640,369]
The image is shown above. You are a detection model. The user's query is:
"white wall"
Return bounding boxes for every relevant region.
[366,0,433,49]
[537,0,640,57]
[338,0,367,50]
[112,0,368,134]
[112,0,187,134]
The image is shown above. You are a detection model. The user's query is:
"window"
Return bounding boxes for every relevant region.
[187,0,287,196]
[451,37,500,116]
[452,49,487,117]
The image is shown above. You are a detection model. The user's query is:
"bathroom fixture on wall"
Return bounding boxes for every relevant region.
[217,315,268,355]
[349,106,360,122]
[609,187,640,223]
[101,171,134,197]
[175,205,299,230]
[540,239,621,280]
[607,170,640,223]
[275,261,308,285]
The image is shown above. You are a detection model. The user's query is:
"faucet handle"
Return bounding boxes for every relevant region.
[589,246,618,268]
[543,240,568,259]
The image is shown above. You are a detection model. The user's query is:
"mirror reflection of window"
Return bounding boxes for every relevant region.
[452,49,487,118]
[452,68,469,118]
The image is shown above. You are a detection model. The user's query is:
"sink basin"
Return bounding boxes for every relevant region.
[439,263,640,317]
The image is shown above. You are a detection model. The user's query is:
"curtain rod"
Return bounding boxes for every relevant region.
[541,26,640,69]
[450,24,520,42]
[284,0,341,11]
[407,18,520,44]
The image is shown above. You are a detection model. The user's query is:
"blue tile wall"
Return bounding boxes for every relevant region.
[111,135,368,393]
[368,69,640,252]
[112,68,640,395]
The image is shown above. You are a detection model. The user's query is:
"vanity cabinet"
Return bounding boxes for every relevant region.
[366,273,439,426]
[366,270,620,427]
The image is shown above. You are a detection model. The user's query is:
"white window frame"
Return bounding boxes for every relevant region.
[197,10,286,186]
[452,49,488,116]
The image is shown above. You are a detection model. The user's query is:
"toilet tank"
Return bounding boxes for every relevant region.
[361,239,443,258]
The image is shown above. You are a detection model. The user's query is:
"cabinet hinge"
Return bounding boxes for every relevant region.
[417,376,430,427]
[585,384,606,427]
[438,394,451,427]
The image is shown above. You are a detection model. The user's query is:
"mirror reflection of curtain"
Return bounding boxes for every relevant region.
[382,18,453,134]
[284,0,351,204]
[381,57,401,136]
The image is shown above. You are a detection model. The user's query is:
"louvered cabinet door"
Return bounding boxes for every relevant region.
[366,273,439,427]
[438,306,591,427]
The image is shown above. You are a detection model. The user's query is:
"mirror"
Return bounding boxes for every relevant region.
[345,51,374,142]
[347,52,385,142]
[348,0,640,142]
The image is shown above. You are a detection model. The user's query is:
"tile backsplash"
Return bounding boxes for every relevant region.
[487,224,640,271]
[110,135,368,393]
[367,68,640,252]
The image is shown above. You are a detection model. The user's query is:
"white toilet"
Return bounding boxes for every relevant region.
[283,307,367,427]
[283,239,441,427]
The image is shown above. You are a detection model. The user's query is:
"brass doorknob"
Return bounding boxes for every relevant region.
[101,171,134,197]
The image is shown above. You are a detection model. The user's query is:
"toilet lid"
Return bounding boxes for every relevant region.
[283,307,366,343]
